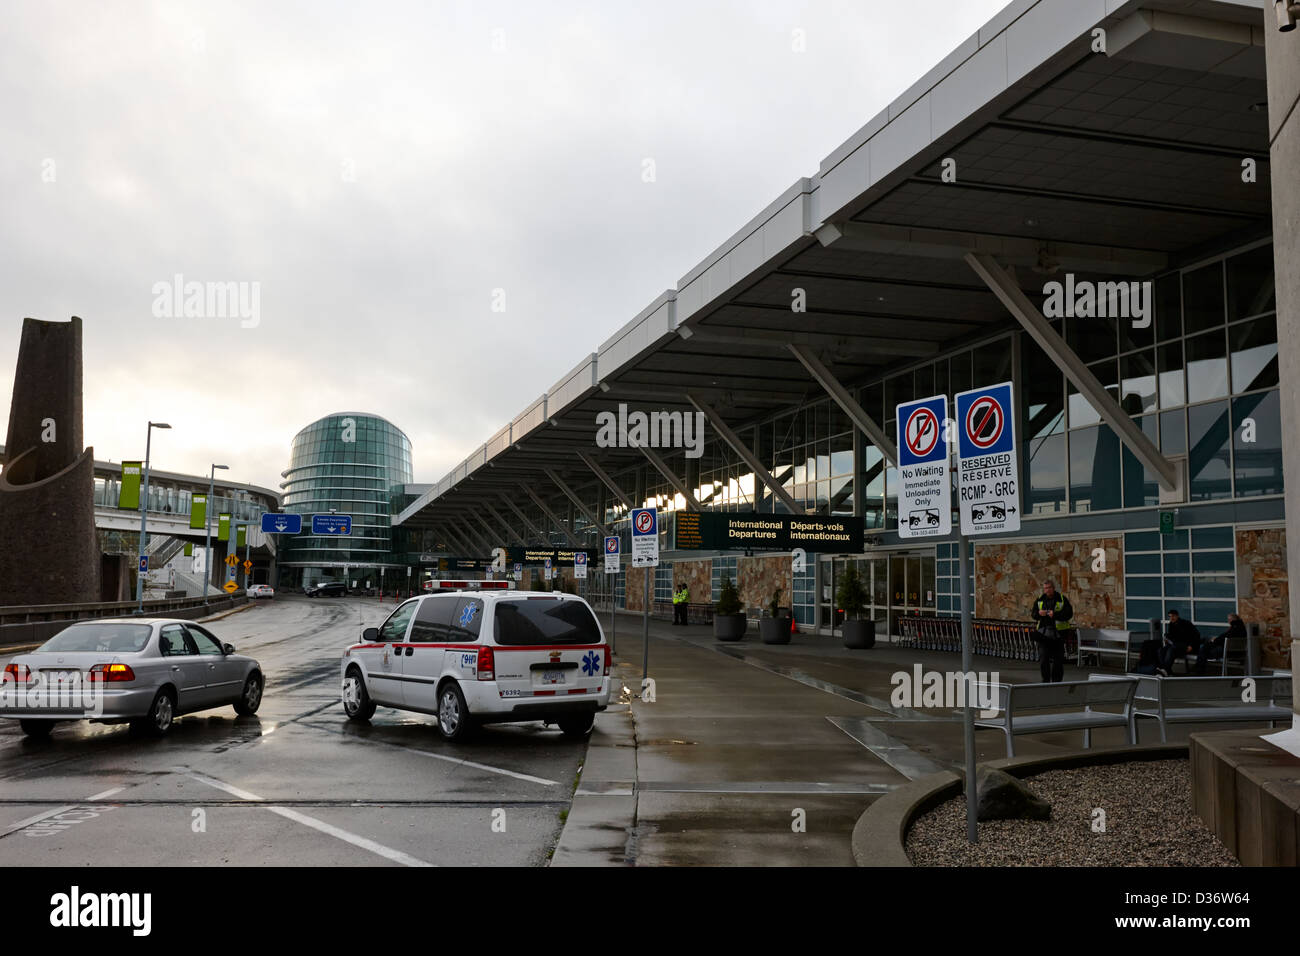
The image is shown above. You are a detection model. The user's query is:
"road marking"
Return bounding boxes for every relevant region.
[86,787,125,802]
[406,747,559,786]
[0,805,80,838]
[182,771,434,867]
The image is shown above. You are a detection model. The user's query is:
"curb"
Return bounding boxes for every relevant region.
[851,743,1191,867]
[198,601,256,623]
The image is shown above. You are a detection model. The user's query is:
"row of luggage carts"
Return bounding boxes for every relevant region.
[897,616,1077,662]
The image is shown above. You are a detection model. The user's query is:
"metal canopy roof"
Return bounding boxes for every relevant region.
[397,0,1272,535]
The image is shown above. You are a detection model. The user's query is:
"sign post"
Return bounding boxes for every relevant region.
[631,508,658,684]
[896,395,951,539]
[952,380,1021,845]
[604,535,620,653]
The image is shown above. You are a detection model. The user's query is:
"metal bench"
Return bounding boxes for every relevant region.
[1075,627,1141,671]
[973,678,1139,758]
[1119,674,1293,743]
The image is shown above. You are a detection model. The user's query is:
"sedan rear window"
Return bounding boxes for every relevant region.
[492,599,601,646]
[38,623,153,653]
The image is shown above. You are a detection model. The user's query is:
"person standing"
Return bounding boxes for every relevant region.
[1028,579,1073,682]
[672,583,690,625]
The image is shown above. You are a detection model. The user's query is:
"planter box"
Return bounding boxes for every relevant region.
[843,618,878,649]
[760,617,791,645]
[714,613,747,641]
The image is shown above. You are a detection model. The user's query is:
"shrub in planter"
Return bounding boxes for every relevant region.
[713,576,747,641]
[760,587,791,644]
[837,565,875,649]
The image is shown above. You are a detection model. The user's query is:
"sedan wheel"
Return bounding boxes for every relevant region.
[234,673,263,716]
[132,689,175,738]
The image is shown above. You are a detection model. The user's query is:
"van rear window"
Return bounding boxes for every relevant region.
[492,599,601,646]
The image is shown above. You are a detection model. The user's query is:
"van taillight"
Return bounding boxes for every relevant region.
[476,646,495,681]
[602,645,611,677]
[3,663,31,683]
[88,663,135,683]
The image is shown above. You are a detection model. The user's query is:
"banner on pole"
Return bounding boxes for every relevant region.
[119,462,142,509]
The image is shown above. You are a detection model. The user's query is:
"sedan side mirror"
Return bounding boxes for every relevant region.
[362,627,378,642]
[222,643,236,655]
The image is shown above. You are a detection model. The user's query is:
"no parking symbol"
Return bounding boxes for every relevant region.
[955,382,1020,535]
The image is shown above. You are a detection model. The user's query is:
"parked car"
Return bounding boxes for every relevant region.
[0,619,264,738]
[247,584,275,599]
[306,582,347,598]
[340,581,610,742]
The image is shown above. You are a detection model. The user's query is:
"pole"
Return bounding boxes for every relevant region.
[641,566,651,682]
[135,425,154,614]
[959,531,977,844]
[610,577,617,655]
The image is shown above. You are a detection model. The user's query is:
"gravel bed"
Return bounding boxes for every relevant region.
[906,759,1238,867]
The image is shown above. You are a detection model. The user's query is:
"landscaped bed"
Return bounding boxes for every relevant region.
[906,758,1238,867]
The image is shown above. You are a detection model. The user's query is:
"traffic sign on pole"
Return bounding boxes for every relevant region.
[955,381,1020,536]
[630,508,658,568]
[139,556,149,574]
[225,554,239,568]
[604,535,620,574]
[513,562,523,582]
[223,581,238,594]
[261,513,303,534]
[896,394,951,539]
[574,552,588,579]
[243,560,253,573]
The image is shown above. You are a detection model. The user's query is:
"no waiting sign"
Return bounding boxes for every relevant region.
[896,394,950,539]
[955,381,1020,536]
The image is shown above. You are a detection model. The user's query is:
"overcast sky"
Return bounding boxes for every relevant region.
[0,0,1012,493]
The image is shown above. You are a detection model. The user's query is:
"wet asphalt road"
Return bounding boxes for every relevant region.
[0,597,588,866]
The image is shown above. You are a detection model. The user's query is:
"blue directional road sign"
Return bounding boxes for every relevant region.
[261,513,303,534]
[311,514,353,535]
[896,394,950,539]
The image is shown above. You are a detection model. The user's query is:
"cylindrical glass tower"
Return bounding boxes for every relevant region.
[277,412,414,589]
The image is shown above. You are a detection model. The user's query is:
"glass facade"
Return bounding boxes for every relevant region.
[278,413,414,587]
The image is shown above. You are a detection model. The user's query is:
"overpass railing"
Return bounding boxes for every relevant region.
[897,616,1077,662]
[0,593,248,647]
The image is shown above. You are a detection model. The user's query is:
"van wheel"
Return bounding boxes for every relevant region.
[19,720,53,738]
[342,670,375,721]
[437,683,475,742]
[131,689,175,738]
[558,712,595,739]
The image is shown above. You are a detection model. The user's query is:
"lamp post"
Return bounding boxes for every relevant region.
[205,464,229,598]
[136,422,171,614]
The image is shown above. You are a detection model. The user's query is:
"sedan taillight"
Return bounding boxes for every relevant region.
[476,646,495,681]
[88,663,136,683]
[3,663,31,683]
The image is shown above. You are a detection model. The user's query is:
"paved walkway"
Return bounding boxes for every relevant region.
[553,612,1204,866]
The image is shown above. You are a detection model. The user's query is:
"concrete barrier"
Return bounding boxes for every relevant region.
[0,595,248,646]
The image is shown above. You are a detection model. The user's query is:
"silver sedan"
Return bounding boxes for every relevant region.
[0,618,264,738]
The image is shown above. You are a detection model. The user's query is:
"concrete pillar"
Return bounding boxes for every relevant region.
[1266,10,1300,713]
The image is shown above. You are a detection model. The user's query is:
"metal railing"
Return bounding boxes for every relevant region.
[897,615,1078,662]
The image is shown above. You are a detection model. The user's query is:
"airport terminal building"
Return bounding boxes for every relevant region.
[393,0,1297,676]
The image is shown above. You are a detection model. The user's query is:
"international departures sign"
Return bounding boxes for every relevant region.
[673,512,862,553]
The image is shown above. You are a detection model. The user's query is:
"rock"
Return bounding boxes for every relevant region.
[973,768,1052,822]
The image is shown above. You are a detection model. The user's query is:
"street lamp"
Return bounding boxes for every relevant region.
[204,464,229,599]
[136,422,171,614]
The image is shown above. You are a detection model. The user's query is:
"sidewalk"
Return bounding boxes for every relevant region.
[551,612,1174,866]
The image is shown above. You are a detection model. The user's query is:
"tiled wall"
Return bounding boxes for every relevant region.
[737,555,793,618]
[673,559,711,604]
[975,537,1124,628]
[1236,527,1289,641]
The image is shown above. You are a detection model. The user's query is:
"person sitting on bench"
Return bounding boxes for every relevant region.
[1195,613,1245,675]
[1159,609,1201,675]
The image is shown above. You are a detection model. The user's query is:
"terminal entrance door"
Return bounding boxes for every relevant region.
[818,552,936,638]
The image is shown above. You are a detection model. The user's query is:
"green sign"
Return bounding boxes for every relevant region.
[236,526,247,549]
[119,461,142,510]
[184,542,193,557]
[190,494,206,530]
[218,513,231,542]
[1159,511,1175,534]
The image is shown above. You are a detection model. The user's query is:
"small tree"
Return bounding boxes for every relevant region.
[836,564,869,621]
[716,576,742,616]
